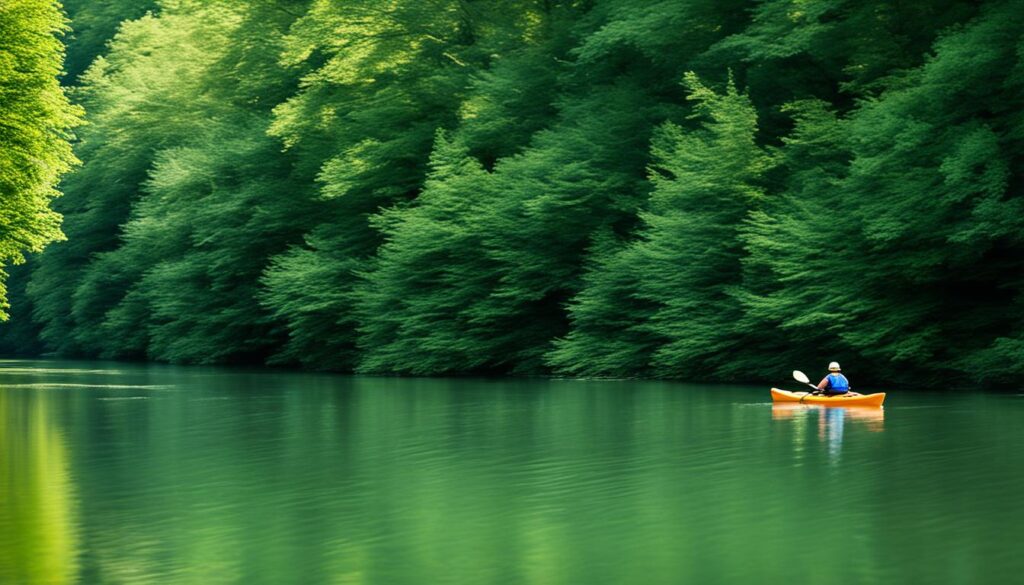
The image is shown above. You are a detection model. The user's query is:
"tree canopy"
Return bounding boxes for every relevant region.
[0,0,82,319]
[1,0,1022,388]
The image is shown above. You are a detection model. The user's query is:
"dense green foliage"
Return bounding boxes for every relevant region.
[61,0,159,82]
[0,0,81,319]
[549,74,771,379]
[2,0,1022,387]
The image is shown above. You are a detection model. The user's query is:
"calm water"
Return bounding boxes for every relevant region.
[1,359,1021,584]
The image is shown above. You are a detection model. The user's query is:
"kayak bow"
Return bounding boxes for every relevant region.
[770,387,886,407]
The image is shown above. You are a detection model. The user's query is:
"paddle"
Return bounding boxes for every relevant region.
[792,370,819,391]
[792,370,820,403]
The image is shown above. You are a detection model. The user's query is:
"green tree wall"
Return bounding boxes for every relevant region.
[2,0,1021,389]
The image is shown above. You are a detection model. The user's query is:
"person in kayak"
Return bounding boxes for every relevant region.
[816,362,851,396]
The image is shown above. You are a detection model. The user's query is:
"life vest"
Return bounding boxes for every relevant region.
[827,373,850,392]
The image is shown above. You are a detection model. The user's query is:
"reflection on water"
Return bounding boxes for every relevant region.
[771,403,885,429]
[0,390,80,585]
[772,404,884,462]
[1,360,1022,585]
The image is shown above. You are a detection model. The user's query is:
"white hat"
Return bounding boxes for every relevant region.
[828,361,841,371]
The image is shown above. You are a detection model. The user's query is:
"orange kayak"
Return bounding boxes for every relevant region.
[770,387,886,407]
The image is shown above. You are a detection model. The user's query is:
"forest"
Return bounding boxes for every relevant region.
[1,0,1022,388]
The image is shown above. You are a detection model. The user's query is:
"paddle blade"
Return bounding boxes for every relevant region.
[793,370,811,384]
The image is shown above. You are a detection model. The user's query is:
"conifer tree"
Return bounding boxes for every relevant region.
[468,84,666,371]
[552,74,769,378]
[356,131,506,374]
[737,100,854,378]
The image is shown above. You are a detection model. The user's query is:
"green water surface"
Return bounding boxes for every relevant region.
[1,360,1021,584]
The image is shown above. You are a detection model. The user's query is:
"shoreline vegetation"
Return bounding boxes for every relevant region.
[1,1,1022,390]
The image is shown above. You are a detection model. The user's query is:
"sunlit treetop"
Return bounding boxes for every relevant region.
[0,0,83,318]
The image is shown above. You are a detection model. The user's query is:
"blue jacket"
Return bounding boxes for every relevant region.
[825,373,850,393]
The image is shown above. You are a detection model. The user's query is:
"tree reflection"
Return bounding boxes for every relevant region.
[0,390,80,584]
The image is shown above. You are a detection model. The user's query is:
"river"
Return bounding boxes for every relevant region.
[0,359,1020,584]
